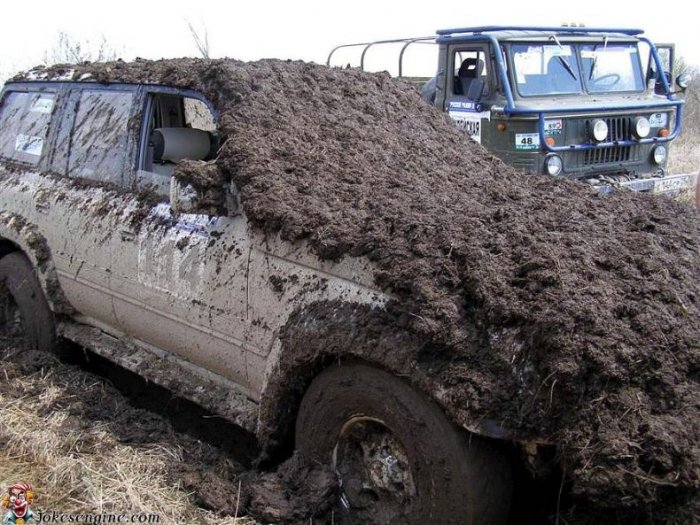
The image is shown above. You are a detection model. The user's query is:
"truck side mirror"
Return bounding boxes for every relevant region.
[676,73,692,91]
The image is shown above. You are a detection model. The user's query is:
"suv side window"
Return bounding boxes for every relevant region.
[68,90,134,184]
[137,92,217,197]
[0,91,55,166]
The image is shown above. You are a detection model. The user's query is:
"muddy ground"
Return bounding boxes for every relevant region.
[0,340,337,524]
[12,59,700,523]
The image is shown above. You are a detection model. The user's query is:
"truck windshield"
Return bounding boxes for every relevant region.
[512,44,582,96]
[580,43,645,93]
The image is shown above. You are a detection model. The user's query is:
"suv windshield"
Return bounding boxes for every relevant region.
[512,43,582,96]
[580,43,644,93]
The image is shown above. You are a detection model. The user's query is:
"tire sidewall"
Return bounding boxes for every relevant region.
[295,363,497,524]
[0,252,56,352]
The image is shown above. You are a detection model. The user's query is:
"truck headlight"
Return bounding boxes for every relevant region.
[591,119,608,142]
[652,145,667,165]
[544,154,563,176]
[633,116,651,139]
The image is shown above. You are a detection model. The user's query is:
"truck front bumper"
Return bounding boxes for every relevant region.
[595,172,699,204]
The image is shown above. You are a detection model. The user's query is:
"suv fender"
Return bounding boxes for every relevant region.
[0,211,73,315]
[256,300,510,458]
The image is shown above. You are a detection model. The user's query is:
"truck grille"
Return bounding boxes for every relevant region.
[580,117,638,166]
[583,145,632,165]
[585,117,633,142]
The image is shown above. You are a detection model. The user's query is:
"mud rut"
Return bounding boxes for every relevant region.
[10,58,700,524]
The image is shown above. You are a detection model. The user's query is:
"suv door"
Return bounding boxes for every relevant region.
[108,89,254,396]
[50,86,139,329]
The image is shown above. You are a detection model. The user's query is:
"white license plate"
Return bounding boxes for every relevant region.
[653,175,694,193]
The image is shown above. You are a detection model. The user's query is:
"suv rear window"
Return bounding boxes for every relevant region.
[68,90,134,184]
[0,91,55,165]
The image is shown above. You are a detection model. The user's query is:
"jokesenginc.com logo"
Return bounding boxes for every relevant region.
[2,482,35,525]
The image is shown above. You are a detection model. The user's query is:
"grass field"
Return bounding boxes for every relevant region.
[669,131,700,175]
[0,345,259,525]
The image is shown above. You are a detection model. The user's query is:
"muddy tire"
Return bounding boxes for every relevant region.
[0,252,56,352]
[295,363,512,525]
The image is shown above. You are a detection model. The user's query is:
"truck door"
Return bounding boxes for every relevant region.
[444,45,492,145]
[647,43,675,93]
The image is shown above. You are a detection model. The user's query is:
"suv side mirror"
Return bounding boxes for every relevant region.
[170,175,239,217]
[170,177,199,215]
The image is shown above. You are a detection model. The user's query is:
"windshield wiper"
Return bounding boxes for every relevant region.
[589,36,608,80]
[549,34,577,81]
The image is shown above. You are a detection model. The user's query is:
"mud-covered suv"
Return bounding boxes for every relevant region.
[0,68,513,523]
[2,57,696,524]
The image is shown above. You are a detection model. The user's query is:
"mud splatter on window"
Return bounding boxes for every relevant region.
[0,91,55,165]
[68,90,134,184]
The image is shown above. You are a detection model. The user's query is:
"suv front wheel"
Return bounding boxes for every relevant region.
[295,363,512,524]
[0,252,56,352]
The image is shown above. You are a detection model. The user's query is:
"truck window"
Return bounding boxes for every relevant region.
[68,90,134,184]
[137,93,217,197]
[512,44,582,96]
[0,91,55,166]
[580,44,644,93]
[453,50,488,99]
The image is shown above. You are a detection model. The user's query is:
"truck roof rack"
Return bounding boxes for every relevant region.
[326,36,436,76]
[327,26,646,74]
[436,26,645,36]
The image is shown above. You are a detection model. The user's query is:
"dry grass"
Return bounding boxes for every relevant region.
[0,349,259,525]
[668,131,700,175]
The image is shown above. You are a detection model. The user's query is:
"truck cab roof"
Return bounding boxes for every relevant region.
[435,26,645,44]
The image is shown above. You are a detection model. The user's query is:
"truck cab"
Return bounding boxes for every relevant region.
[329,26,697,198]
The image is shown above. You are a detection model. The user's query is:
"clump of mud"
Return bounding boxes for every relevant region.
[16,59,700,521]
[172,159,227,215]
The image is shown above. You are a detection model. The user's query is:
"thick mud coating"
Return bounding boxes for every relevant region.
[16,59,700,522]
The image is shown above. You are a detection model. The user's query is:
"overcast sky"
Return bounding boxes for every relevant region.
[1,0,698,81]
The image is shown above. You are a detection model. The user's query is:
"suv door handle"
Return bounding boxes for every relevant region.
[120,229,137,242]
[35,201,50,214]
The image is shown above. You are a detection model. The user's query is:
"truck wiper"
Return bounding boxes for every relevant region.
[558,56,578,81]
[549,34,577,81]
[589,36,608,80]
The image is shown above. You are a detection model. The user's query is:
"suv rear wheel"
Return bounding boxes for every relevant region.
[295,363,512,525]
[0,252,56,352]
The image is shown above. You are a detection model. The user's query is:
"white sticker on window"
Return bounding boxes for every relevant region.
[15,134,44,156]
[515,133,540,150]
[649,113,668,127]
[31,96,54,114]
[580,50,597,59]
[549,47,572,57]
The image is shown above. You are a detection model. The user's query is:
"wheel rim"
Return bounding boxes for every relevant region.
[332,417,416,521]
[0,281,26,344]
